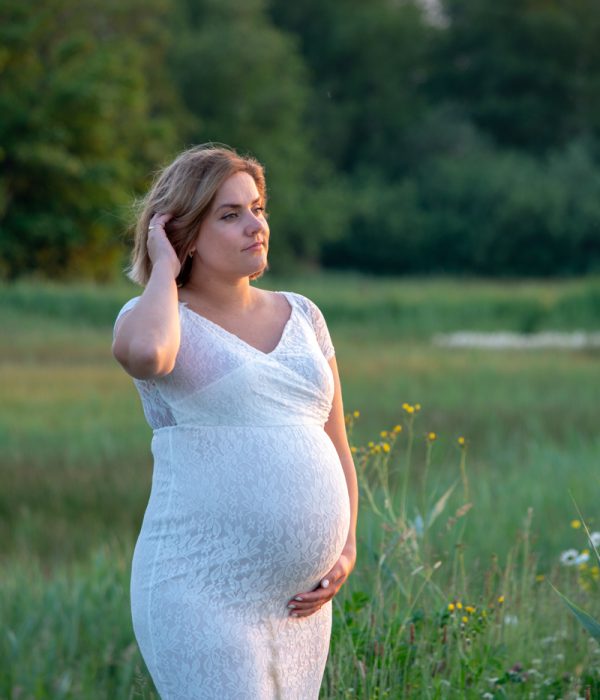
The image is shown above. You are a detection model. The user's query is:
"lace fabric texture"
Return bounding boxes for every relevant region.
[114,291,350,699]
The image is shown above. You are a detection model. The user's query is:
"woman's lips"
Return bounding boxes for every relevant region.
[244,242,264,251]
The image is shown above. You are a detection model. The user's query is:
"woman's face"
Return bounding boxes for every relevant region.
[191,171,269,281]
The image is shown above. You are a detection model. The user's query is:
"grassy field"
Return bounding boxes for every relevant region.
[1,273,600,698]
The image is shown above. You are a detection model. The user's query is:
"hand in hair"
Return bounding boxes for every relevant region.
[148,212,180,279]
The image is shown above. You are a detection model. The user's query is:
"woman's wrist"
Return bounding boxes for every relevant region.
[342,540,357,559]
[151,254,180,281]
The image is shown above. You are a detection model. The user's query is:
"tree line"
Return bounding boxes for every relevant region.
[2,0,600,279]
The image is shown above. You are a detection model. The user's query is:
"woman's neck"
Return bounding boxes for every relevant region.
[180,274,259,313]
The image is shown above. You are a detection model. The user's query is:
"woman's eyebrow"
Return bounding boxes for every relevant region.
[215,197,262,211]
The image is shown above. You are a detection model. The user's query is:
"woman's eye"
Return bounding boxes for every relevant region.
[222,212,238,220]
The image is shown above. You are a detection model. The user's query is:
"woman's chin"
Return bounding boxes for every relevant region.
[249,259,269,279]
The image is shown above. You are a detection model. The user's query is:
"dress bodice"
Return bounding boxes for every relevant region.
[113,291,336,430]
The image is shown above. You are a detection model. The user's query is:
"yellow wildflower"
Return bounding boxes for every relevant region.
[591,566,600,579]
[415,403,421,412]
[448,603,455,612]
[380,430,388,438]
[393,425,402,433]
[353,410,360,418]
[497,595,504,604]
[535,574,545,582]
[350,446,357,454]
[382,443,390,453]
[368,441,374,448]
[456,602,463,610]
[458,436,466,446]
[427,432,437,441]
[465,605,475,614]
[373,445,381,453]
[461,616,468,624]
[571,519,582,529]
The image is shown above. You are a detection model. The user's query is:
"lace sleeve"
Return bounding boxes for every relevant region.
[112,295,176,429]
[299,295,335,361]
[113,296,141,341]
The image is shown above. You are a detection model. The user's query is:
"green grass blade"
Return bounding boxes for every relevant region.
[551,583,600,642]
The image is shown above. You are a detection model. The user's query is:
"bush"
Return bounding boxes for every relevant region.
[322,141,600,276]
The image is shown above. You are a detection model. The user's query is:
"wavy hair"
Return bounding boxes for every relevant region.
[127,144,268,287]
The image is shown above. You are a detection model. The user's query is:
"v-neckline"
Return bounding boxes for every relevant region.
[178,290,295,357]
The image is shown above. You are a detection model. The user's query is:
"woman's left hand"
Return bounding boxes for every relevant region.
[287,548,356,618]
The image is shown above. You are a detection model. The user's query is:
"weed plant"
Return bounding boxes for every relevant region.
[323,408,600,699]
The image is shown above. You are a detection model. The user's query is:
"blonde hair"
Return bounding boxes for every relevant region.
[127,144,268,286]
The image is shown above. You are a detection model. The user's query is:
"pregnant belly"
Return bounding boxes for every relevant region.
[133,425,350,607]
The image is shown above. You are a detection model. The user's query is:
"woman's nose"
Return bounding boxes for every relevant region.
[245,211,265,232]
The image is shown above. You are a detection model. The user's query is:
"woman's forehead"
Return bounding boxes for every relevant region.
[214,172,260,206]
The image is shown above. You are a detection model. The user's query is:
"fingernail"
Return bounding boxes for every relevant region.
[321,579,330,589]
[287,604,296,609]
[294,596,303,602]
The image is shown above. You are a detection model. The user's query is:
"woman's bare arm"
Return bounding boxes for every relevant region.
[323,356,358,557]
[112,215,182,379]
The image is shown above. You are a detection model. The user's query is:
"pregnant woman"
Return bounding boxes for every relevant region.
[112,144,358,699]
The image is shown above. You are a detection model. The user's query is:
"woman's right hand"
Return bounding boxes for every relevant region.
[147,212,181,279]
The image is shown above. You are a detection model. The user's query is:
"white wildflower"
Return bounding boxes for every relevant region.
[560,549,579,566]
[590,531,600,548]
[575,551,590,565]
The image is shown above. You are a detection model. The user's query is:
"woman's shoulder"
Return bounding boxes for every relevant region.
[114,295,142,323]
[113,296,142,341]
[279,290,334,359]
[279,290,328,322]
[277,290,317,312]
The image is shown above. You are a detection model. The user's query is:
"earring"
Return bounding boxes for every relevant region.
[189,250,194,259]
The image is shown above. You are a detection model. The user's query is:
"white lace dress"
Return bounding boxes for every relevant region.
[113,291,351,700]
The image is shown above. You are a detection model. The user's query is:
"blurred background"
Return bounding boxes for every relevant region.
[2,0,600,279]
[2,1,600,697]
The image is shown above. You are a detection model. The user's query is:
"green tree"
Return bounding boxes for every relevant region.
[433,0,600,152]
[269,0,435,177]
[0,0,180,279]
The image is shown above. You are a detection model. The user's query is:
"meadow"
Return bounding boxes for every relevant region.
[1,273,600,698]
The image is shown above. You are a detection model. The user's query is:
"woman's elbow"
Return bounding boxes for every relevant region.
[112,338,176,379]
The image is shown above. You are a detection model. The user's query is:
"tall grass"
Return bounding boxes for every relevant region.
[323,410,600,698]
[1,276,599,698]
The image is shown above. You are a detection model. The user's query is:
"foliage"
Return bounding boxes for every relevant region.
[0,0,180,280]
[268,0,434,177]
[3,0,600,278]
[434,0,600,153]
[323,141,600,276]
